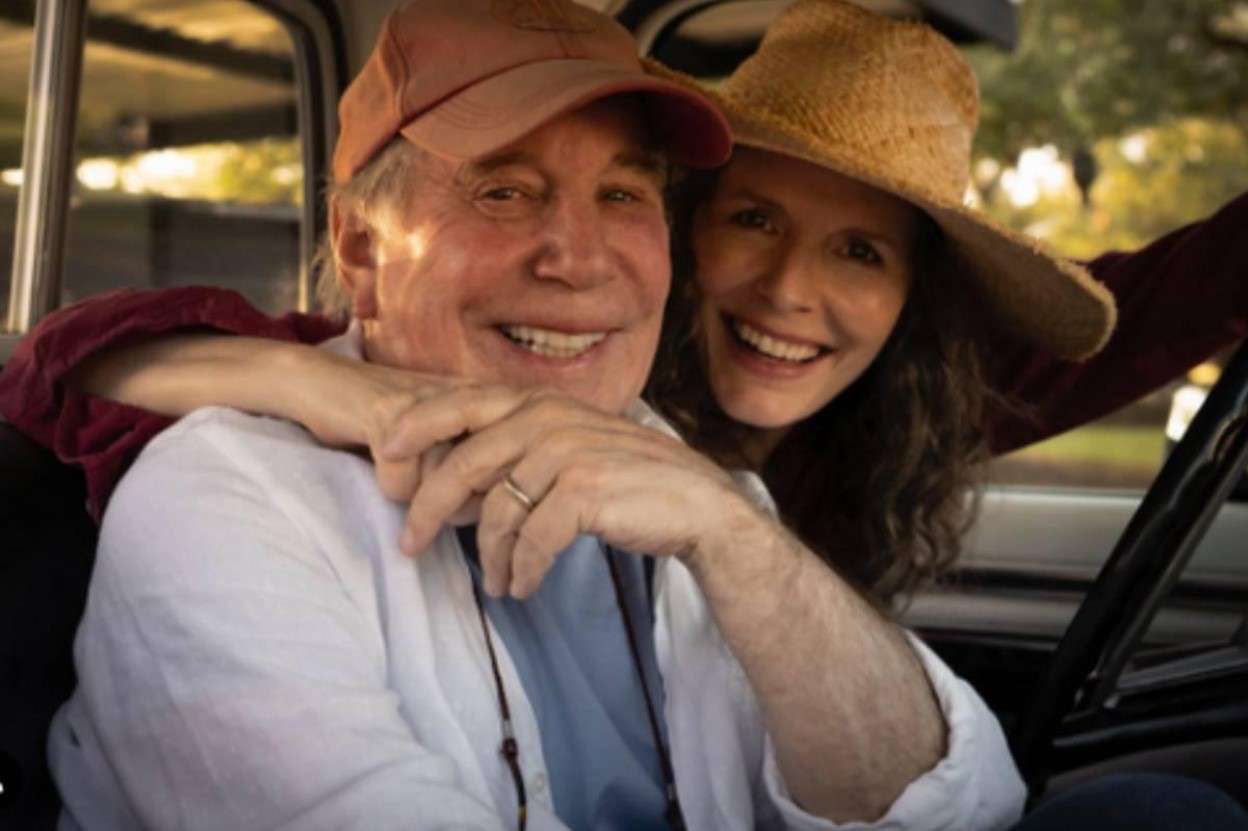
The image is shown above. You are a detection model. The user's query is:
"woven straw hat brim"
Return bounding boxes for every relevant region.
[711,94,1116,360]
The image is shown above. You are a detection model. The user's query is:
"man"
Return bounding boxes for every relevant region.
[47,0,1023,828]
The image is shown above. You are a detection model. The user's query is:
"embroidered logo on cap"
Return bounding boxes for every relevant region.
[492,0,596,32]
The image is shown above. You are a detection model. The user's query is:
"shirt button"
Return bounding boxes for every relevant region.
[532,772,547,794]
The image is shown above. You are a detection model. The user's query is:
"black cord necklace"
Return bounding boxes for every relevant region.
[602,547,686,831]
[469,544,684,830]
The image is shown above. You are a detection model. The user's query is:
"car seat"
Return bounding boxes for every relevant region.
[0,421,96,829]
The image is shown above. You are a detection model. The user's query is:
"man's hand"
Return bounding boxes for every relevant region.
[378,384,949,823]
[377,385,753,597]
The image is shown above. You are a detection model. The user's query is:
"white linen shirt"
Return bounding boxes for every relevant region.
[49,345,1025,831]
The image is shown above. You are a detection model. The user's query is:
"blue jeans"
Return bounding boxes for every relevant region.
[1012,773,1248,831]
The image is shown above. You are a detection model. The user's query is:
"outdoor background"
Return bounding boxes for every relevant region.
[967,0,1247,489]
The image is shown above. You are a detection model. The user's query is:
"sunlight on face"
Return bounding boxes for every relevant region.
[399,228,429,262]
[355,99,672,415]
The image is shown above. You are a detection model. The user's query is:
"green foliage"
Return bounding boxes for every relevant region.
[968,0,1247,160]
[981,118,1248,258]
[211,137,302,205]
[72,136,302,206]
[967,0,1248,258]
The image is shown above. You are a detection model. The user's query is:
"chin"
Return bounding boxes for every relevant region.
[562,383,642,416]
[719,396,803,431]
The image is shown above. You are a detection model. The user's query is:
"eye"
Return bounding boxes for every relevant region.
[844,237,883,265]
[602,188,639,204]
[481,186,524,202]
[729,207,775,233]
[602,177,663,207]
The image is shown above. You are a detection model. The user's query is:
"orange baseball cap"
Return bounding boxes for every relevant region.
[332,0,732,182]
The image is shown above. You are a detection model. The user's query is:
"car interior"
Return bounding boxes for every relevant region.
[1,0,1245,827]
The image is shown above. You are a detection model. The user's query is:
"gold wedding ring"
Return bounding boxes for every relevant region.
[502,474,537,512]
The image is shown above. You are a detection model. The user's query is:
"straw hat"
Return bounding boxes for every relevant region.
[699,0,1116,359]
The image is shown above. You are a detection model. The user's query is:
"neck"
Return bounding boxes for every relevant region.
[742,426,788,470]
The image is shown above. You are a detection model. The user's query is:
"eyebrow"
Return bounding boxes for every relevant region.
[615,150,669,188]
[462,149,668,187]
[721,186,911,250]
[719,186,789,219]
[844,227,908,250]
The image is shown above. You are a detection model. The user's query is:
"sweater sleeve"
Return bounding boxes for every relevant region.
[986,191,1248,455]
[0,287,344,519]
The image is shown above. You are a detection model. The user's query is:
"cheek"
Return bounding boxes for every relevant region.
[626,216,673,312]
[837,278,910,347]
[692,230,742,299]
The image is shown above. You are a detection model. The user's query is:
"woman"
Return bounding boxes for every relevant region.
[2,0,1244,610]
[646,2,1117,602]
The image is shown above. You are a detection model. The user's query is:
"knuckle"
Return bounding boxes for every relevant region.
[477,488,514,534]
[535,428,581,460]
[442,445,481,480]
[525,390,571,421]
[512,523,556,563]
[559,460,600,492]
[460,382,508,424]
[376,462,419,501]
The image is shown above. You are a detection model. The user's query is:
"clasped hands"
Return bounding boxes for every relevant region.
[327,372,762,599]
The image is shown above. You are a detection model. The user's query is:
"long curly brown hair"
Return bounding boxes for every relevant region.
[649,167,1004,610]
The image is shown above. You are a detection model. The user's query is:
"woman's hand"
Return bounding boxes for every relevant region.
[377,384,766,598]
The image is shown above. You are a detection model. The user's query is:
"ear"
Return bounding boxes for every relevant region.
[330,199,380,320]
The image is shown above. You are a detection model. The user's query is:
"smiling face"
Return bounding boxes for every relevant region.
[340,98,671,415]
[694,146,919,433]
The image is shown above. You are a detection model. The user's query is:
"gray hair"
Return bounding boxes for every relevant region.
[313,139,426,319]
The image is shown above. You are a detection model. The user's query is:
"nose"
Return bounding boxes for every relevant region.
[752,247,816,313]
[531,196,615,290]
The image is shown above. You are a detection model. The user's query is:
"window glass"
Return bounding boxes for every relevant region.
[963,1,1248,491]
[62,0,302,315]
[0,17,33,331]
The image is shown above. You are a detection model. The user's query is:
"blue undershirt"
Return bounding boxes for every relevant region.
[457,528,669,829]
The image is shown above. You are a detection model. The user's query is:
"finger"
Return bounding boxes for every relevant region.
[476,461,556,591]
[482,450,577,599]
[508,479,581,599]
[398,394,584,553]
[476,484,527,596]
[445,493,484,527]
[401,394,659,555]
[379,384,531,461]
[373,439,450,504]
[400,430,528,554]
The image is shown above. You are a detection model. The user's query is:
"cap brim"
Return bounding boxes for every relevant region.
[400,59,731,169]
[721,101,1116,360]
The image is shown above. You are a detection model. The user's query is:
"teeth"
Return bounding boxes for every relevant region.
[501,325,607,358]
[732,320,820,363]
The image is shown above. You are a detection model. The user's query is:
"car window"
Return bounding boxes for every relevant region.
[1,0,336,352]
[63,0,302,314]
[0,17,32,330]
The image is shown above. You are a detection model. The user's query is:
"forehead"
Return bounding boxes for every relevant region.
[721,146,917,222]
[463,97,661,174]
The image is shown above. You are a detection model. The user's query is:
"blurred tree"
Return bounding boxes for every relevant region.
[212,138,301,205]
[964,0,1247,258]
[984,118,1248,259]
[967,0,1247,161]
